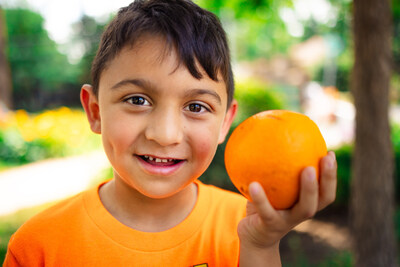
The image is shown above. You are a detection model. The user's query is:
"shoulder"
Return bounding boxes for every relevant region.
[19,191,85,230]
[5,184,104,265]
[7,187,91,252]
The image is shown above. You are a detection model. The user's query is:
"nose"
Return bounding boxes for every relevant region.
[145,108,184,146]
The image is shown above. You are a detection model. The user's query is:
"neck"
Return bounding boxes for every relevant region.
[99,179,198,232]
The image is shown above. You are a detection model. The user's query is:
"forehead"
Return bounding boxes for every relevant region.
[98,36,228,100]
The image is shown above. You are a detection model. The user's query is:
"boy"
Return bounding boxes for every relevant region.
[4,0,337,266]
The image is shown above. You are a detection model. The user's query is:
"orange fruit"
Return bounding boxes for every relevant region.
[224,110,327,210]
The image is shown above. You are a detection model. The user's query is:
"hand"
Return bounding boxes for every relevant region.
[237,151,337,263]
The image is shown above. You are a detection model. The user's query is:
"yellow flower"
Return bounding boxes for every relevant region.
[1,107,101,155]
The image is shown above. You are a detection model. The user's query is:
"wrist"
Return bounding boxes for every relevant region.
[239,241,281,267]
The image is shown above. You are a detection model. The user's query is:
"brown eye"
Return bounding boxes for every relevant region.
[188,103,203,113]
[126,96,149,106]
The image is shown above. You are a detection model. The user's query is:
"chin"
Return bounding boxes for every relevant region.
[136,183,188,200]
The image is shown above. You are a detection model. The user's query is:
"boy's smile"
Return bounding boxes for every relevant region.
[136,153,185,176]
[82,35,237,200]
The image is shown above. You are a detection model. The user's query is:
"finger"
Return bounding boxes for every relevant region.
[245,200,257,217]
[248,182,277,223]
[318,151,337,210]
[290,167,319,223]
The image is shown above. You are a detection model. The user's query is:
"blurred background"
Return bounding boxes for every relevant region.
[0,0,399,266]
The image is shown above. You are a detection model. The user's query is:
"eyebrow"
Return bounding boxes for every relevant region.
[184,88,222,104]
[111,78,222,104]
[111,79,157,94]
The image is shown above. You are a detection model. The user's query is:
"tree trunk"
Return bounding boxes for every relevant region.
[0,8,12,110]
[351,0,398,266]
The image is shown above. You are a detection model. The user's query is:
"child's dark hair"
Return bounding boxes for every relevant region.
[91,0,234,107]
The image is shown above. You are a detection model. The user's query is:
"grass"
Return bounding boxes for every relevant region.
[0,162,19,172]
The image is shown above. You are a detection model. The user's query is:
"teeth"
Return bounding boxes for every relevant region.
[142,155,176,163]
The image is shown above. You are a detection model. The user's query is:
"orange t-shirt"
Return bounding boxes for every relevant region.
[4,180,247,267]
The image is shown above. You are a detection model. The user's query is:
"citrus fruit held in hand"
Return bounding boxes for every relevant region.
[224,110,327,210]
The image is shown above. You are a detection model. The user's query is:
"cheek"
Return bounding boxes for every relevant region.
[192,125,220,164]
[101,115,137,153]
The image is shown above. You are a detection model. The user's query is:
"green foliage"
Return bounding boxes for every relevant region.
[194,0,358,94]
[0,128,64,164]
[302,0,352,91]
[329,122,400,208]
[312,0,400,94]
[71,15,108,85]
[197,0,291,17]
[195,0,296,60]
[234,79,285,125]
[393,123,400,148]
[0,108,101,167]
[393,123,400,202]
[4,8,80,111]
[332,145,352,207]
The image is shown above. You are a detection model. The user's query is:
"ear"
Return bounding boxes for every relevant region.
[218,99,238,144]
[80,84,101,134]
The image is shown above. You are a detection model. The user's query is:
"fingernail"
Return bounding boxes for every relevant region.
[328,152,336,169]
[249,182,261,196]
[306,167,316,181]
[329,151,336,168]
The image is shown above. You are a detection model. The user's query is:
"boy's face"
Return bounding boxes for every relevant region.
[81,36,237,199]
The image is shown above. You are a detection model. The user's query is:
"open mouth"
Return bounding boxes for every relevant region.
[138,155,183,166]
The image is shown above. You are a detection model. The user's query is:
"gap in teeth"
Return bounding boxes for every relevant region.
[143,155,174,163]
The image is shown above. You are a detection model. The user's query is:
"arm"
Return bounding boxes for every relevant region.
[238,151,337,266]
[3,246,21,267]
